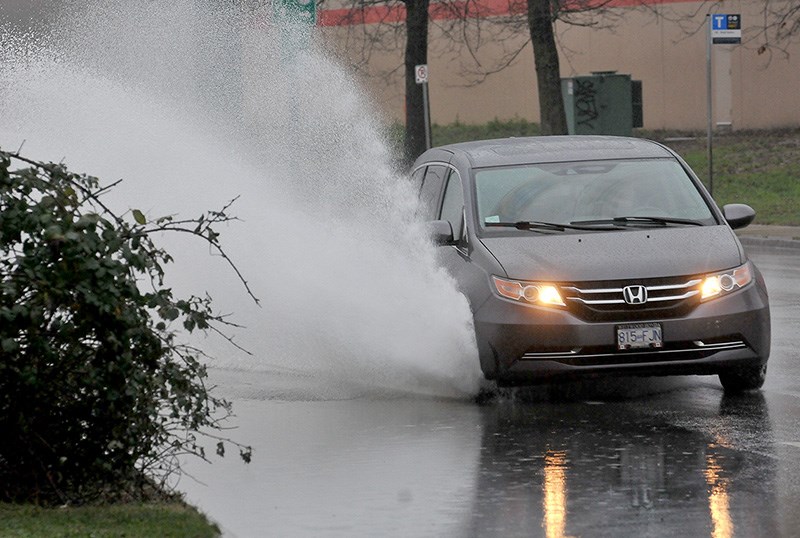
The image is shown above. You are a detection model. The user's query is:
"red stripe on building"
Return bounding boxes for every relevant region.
[319,0,698,27]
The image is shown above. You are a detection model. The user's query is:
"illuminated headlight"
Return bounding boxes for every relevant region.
[700,262,753,300]
[492,276,565,307]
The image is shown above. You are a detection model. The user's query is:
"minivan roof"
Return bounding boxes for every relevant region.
[437,135,674,168]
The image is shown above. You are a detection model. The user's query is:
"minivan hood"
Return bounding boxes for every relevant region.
[480,225,744,282]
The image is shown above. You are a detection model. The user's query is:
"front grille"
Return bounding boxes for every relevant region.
[559,276,702,322]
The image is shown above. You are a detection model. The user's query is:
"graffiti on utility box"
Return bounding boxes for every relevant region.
[574,79,599,130]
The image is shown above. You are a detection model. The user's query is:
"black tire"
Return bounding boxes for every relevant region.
[719,363,767,393]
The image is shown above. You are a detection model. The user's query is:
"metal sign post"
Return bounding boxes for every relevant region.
[416,64,431,150]
[706,15,714,196]
[706,13,742,197]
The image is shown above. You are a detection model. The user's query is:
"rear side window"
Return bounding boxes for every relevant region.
[440,169,465,240]
[418,165,447,220]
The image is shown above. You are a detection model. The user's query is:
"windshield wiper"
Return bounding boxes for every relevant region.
[570,216,705,227]
[485,220,601,232]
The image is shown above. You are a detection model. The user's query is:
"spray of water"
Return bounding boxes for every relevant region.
[0,0,482,398]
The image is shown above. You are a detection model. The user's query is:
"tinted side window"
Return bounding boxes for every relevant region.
[440,169,465,240]
[418,165,447,220]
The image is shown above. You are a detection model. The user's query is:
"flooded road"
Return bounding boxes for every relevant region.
[179,246,800,537]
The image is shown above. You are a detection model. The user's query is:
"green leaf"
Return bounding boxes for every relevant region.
[2,338,17,352]
[132,209,147,225]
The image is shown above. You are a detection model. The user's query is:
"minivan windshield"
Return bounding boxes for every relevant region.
[474,158,716,231]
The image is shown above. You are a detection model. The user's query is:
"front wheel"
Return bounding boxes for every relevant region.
[719,363,767,393]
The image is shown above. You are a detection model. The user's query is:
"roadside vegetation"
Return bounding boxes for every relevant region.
[428,120,800,226]
[432,117,541,144]
[0,502,218,537]
[662,131,800,226]
[0,149,254,536]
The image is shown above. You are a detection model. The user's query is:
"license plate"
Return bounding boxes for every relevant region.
[616,323,663,350]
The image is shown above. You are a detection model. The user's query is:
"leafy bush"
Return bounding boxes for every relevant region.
[0,149,252,504]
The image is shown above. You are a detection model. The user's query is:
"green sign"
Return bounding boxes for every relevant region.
[274,0,317,62]
[275,0,317,26]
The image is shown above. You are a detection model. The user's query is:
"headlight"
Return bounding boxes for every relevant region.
[492,276,565,307]
[700,262,753,300]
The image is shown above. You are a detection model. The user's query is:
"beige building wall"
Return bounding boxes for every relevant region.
[321,0,800,131]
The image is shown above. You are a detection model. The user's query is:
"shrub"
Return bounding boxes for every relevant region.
[0,149,252,504]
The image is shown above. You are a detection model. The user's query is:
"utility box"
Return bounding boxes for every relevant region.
[562,72,643,136]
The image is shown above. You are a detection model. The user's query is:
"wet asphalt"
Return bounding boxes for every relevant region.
[179,244,800,538]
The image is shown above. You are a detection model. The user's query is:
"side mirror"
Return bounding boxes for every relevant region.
[723,204,756,230]
[427,220,455,245]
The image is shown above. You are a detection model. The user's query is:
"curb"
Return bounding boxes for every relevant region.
[738,235,800,251]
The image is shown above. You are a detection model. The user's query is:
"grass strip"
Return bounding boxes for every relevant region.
[0,502,219,538]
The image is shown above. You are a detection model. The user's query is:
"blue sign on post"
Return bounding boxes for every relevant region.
[711,14,741,44]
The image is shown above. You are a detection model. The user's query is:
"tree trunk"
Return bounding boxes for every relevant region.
[527,0,567,135]
[404,0,430,164]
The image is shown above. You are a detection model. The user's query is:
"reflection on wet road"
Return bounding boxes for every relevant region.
[470,392,778,538]
[180,247,800,537]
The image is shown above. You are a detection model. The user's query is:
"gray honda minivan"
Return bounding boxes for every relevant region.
[412,136,770,392]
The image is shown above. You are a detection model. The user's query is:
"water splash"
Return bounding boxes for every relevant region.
[0,0,482,398]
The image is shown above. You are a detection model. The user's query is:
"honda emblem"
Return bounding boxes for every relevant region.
[623,285,648,305]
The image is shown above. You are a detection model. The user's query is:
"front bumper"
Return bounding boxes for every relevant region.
[473,281,771,384]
